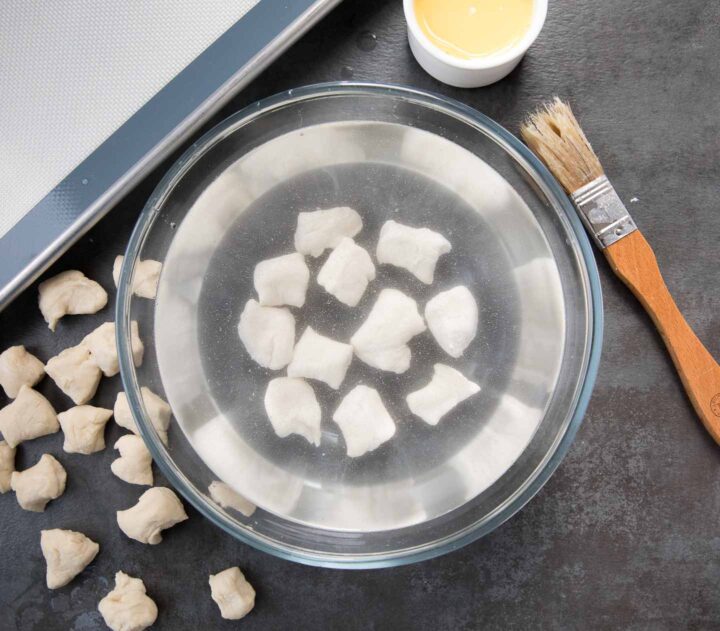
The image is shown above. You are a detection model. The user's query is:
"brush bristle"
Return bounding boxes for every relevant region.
[520,97,604,194]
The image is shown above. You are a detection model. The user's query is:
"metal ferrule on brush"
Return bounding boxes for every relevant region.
[570,176,637,248]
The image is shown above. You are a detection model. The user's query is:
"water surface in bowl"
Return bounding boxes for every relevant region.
[155,120,565,531]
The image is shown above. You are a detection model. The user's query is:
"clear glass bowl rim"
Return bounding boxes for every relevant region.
[116,81,604,569]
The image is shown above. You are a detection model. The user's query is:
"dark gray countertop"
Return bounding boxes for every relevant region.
[1,1,719,629]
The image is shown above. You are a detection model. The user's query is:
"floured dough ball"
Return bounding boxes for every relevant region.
[264,377,322,446]
[406,363,480,426]
[237,299,295,370]
[58,405,113,454]
[294,206,363,257]
[350,288,426,373]
[40,529,100,589]
[116,487,188,544]
[114,388,172,445]
[0,385,59,448]
[0,440,16,493]
[254,252,310,308]
[111,435,153,486]
[208,481,256,518]
[376,220,451,284]
[98,571,158,631]
[332,385,396,457]
[82,321,144,377]
[425,286,478,358]
[45,344,102,405]
[113,256,162,300]
[0,345,45,398]
[11,454,67,512]
[287,327,353,390]
[317,237,376,307]
[39,270,108,331]
[209,566,256,620]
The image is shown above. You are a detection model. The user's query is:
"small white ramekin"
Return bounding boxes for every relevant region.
[404,0,548,88]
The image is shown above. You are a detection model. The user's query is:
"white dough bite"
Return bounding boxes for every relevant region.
[208,481,256,518]
[114,387,172,445]
[0,345,45,398]
[58,405,114,454]
[425,286,478,358]
[406,363,480,426]
[264,377,322,446]
[98,571,158,631]
[294,206,363,257]
[350,288,426,374]
[111,435,153,486]
[287,327,353,390]
[376,220,451,284]
[113,255,162,300]
[82,321,144,377]
[38,270,108,331]
[0,385,59,448]
[254,252,310,308]
[45,344,102,405]
[209,566,256,621]
[317,237,376,307]
[116,486,188,544]
[41,528,100,589]
[332,385,396,458]
[237,299,295,370]
[0,440,16,493]
[11,454,67,512]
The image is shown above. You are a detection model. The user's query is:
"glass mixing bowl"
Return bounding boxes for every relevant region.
[116,83,602,568]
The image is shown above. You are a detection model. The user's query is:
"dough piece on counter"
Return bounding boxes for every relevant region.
[11,454,67,512]
[114,388,172,445]
[0,345,45,398]
[116,487,188,544]
[425,286,478,358]
[209,566,256,621]
[254,252,310,308]
[332,385,396,458]
[237,299,295,370]
[82,321,144,377]
[208,481,256,518]
[294,206,363,257]
[350,288,426,373]
[264,377,322,446]
[113,393,136,434]
[376,220,451,284]
[0,385,59,448]
[406,364,481,426]
[98,571,158,631]
[111,435,153,486]
[58,405,113,454]
[0,440,16,493]
[287,327,353,390]
[39,270,108,331]
[41,529,100,589]
[317,237,376,307]
[113,256,162,300]
[45,344,102,405]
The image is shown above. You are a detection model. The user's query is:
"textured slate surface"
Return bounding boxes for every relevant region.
[1,0,719,629]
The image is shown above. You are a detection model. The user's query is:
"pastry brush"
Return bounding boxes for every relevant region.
[521,98,720,444]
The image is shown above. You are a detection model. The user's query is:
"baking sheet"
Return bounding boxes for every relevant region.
[0,0,341,310]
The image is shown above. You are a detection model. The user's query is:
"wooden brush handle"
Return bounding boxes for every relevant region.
[604,230,720,443]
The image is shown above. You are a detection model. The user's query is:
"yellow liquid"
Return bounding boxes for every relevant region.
[414,0,534,59]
